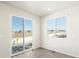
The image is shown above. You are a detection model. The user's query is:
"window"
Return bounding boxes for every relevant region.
[47,16,67,39]
[48,19,56,37]
[56,17,67,38]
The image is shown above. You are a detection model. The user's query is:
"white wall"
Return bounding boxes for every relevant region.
[41,6,79,57]
[0,3,40,58]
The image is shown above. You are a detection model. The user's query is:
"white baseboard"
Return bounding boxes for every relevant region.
[41,46,78,58]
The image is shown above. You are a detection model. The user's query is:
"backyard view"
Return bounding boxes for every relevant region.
[24,19,32,49]
[48,16,67,38]
[12,16,32,54]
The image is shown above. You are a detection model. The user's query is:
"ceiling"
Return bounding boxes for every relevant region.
[2,1,79,17]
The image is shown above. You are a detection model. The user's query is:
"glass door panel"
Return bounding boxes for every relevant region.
[24,20,32,49]
[12,16,24,54]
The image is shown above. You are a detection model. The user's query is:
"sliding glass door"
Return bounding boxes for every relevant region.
[12,16,24,54]
[24,20,32,49]
[11,16,32,55]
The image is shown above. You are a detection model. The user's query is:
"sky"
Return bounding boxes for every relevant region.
[12,16,32,32]
[48,16,66,30]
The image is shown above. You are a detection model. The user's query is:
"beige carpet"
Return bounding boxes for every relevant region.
[13,48,75,58]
